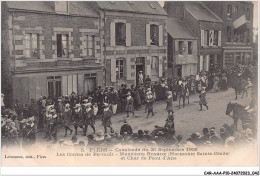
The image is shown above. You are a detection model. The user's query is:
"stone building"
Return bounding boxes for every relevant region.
[203,1,254,68]
[2,1,104,104]
[167,17,197,78]
[164,2,223,73]
[97,1,168,88]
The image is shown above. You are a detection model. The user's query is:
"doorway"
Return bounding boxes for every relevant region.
[136,57,145,85]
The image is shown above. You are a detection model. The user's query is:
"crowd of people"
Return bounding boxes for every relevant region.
[1,64,257,149]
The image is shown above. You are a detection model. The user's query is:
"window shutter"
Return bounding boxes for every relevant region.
[199,55,203,71]
[72,74,77,94]
[111,58,116,82]
[209,30,214,46]
[146,24,150,46]
[159,25,163,46]
[146,56,151,76]
[126,23,131,46]
[175,40,178,52]
[110,22,115,46]
[126,57,132,80]
[159,58,163,77]
[201,30,204,46]
[62,75,68,95]
[218,31,221,46]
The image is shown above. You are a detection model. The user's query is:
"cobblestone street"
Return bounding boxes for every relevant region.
[36,88,252,144]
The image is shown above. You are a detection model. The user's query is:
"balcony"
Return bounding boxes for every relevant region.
[12,57,102,73]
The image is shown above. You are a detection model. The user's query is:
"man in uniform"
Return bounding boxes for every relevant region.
[49,105,58,143]
[83,103,95,136]
[73,104,84,135]
[102,103,114,134]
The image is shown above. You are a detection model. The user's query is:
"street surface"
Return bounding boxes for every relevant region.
[37,88,252,144]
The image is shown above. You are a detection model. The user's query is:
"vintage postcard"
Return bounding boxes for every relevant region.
[1,0,259,173]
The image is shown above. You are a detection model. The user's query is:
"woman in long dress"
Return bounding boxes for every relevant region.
[212,74,220,92]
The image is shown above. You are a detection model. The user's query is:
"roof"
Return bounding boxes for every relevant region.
[96,1,167,16]
[167,18,196,39]
[6,1,99,17]
[184,2,223,23]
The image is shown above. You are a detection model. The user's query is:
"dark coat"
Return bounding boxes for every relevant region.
[199,91,207,105]
[166,96,173,111]
[73,110,83,126]
[102,109,113,127]
[62,108,72,127]
[84,109,95,126]
[125,97,134,112]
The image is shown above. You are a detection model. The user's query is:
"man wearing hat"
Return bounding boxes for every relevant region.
[28,99,39,131]
[83,103,95,136]
[209,128,222,145]
[62,103,73,137]
[145,88,154,117]
[120,119,133,136]
[166,91,174,116]
[125,92,134,117]
[200,128,210,143]
[199,87,208,111]
[27,116,37,145]
[49,106,59,143]
[73,104,84,135]
[102,103,114,134]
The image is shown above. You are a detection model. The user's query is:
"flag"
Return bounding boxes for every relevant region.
[233,15,248,34]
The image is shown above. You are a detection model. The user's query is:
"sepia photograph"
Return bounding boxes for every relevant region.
[1,0,259,175]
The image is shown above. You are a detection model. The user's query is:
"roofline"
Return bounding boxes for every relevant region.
[8,8,100,18]
[98,8,168,16]
[199,2,223,23]
[183,20,198,39]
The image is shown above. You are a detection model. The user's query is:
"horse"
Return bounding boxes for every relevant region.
[233,77,248,100]
[226,102,256,131]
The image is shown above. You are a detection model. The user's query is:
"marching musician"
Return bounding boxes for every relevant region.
[102,103,114,134]
[73,104,84,136]
[83,103,95,135]
[62,103,73,137]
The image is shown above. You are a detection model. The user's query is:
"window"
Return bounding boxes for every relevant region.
[188,42,192,55]
[57,34,69,58]
[55,1,68,13]
[47,76,62,98]
[116,59,125,79]
[115,23,126,46]
[86,35,95,56]
[24,33,40,59]
[233,6,238,13]
[151,56,159,76]
[227,5,232,18]
[178,41,184,55]
[213,31,218,46]
[150,24,159,46]
[227,26,231,42]
[204,30,209,46]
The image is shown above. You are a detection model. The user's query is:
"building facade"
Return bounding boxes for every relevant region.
[167,17,198,78]
[97,2,168,88]
[164,2,223,73]
[2,2,104,104]
[203,1,254,68]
